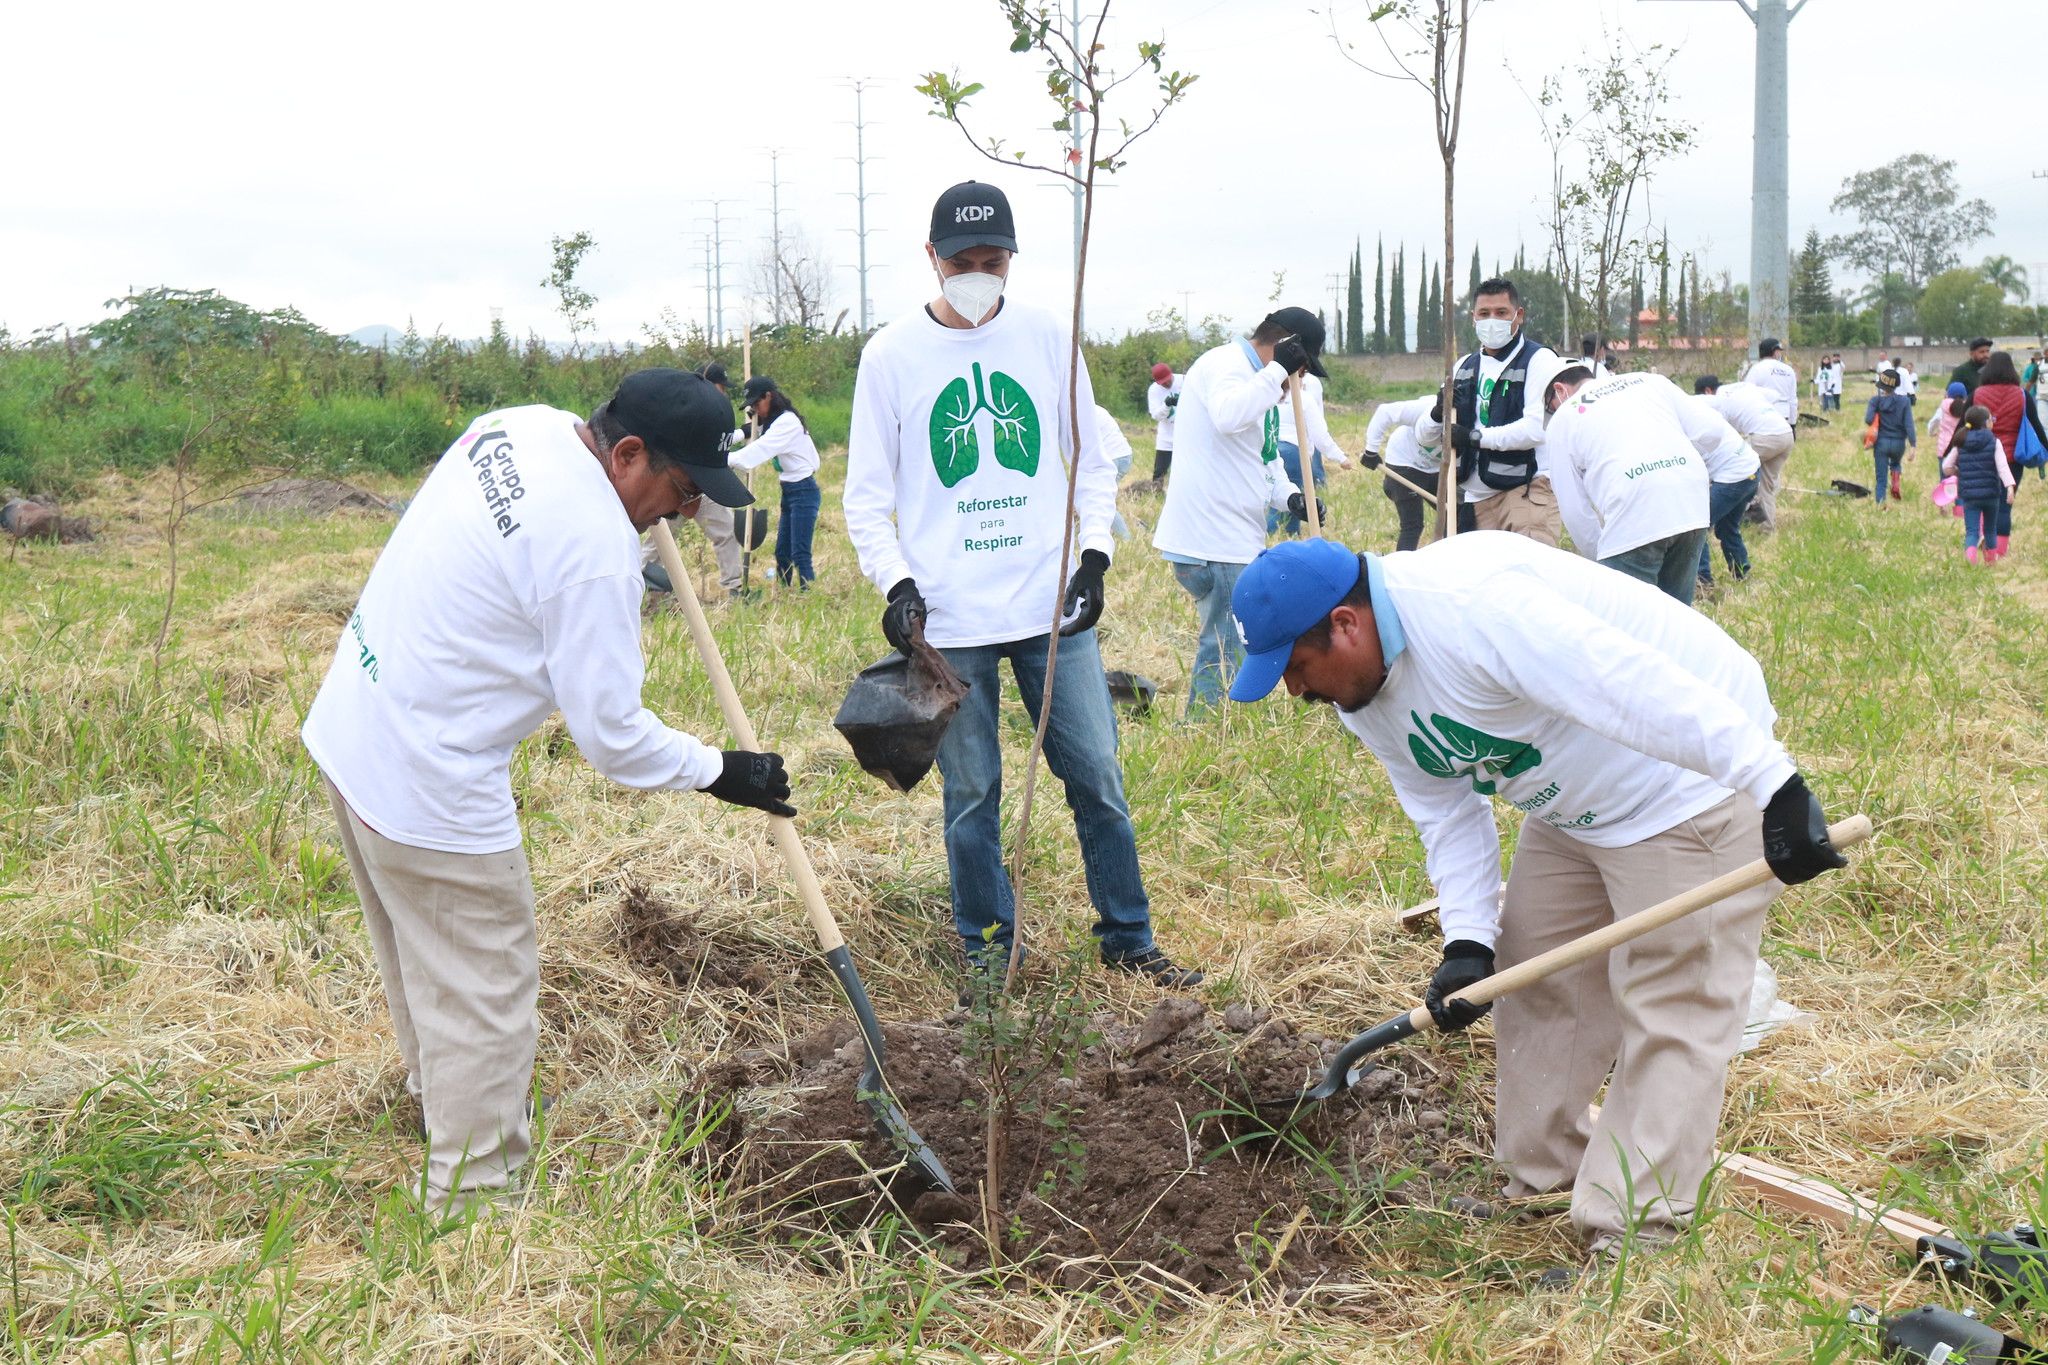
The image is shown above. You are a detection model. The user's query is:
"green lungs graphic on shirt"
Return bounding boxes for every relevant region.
[929,362,1042,487]
[1408,711,1540,795]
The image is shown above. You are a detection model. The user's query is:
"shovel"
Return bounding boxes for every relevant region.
[1287,379,1324,538]
[649,520,955,1193]
[1262,813,1872,1109]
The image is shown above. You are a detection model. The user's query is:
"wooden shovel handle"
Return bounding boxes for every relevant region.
[1381,463,1439,507]
[1287,380,1322,539]
[650,519,844,953]
[1421,813,1873,1026]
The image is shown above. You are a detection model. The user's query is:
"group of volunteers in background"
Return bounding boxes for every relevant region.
[304,175,1856,1278]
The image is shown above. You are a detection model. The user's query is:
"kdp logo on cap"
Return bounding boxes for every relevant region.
[956,204,994,223]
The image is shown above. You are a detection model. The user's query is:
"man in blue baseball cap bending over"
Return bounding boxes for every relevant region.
[1228,532,1845,1263]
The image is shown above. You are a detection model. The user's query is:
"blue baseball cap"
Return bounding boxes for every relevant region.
[1228,538,1363,703]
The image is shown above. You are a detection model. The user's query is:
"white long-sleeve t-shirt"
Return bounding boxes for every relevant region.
[842,300,1115,648]
[1415,339,1563,503]
[1276,372,1348,468]
[730,409,820,482]
[302,404,723,853]
[1338,532,1794,949]
[1543,373,1713,559]
[1146,376,1180,450]
[1703,382,1794,441]
[1151,338,1297,563]
[1685,397,1762,483]
[1366,396,1443,474]
[1747,357,1799,424]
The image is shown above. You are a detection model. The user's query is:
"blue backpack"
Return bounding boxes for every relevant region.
[2016,412,2048,469]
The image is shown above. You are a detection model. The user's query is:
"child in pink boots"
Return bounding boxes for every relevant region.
[1941,405,2015,563]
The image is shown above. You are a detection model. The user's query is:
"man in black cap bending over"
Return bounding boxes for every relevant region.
[303,370,795,1217]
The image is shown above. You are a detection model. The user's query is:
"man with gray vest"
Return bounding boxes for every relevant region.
[1417,278,1565,546]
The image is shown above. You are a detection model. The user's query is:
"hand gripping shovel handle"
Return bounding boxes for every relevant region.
[1273,814,1873,1108]
[649,521,955,1192]
[1287,380,1323,539]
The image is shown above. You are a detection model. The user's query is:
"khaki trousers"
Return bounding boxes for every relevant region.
[644,505,745,592]
[1750,429,1794,531]
[324,778,538,1210]
[1493,793,1776,1246]
[1472,475,1562,547]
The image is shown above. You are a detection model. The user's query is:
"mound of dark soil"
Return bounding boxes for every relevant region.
[740,997,1485,1293]
[618,884,777,994]
[1,497,94,543]
[230,478,395,517]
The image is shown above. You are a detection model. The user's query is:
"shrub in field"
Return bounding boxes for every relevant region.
[289,390,451,474]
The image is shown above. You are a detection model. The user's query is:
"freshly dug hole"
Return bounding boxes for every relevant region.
[618,884,778,994]
[740,998,1488,1293]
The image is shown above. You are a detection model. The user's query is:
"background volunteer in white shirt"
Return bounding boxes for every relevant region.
[732,375,822,587]
[641,362,749,599]
[1365,396,1474,552]
[1747,338,1800,441]
[1417,277,1564,546]
[1685,379,1763,587]
[1146,362,1180,480]
[302,369,795,1214]
[1151,310,1318,713]
[1542,366,1713,606]
[843,180,1201,990]
[1696,373,1797,533]
[1270,306,1350,537]
[1226,534,1847,1256]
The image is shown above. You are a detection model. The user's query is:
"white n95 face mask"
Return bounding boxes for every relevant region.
[941,270,1005,325]
[1473,317,1516,350]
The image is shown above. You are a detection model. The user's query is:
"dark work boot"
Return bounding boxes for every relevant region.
[1102,946,1204,989]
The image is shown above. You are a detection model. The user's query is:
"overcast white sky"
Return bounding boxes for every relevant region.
[5,0,2045,344]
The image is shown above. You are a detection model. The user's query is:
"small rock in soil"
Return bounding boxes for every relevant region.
[1357,1068,1403,1101]
[1221,1002,1269,1033]
[1445,1194,1495,1220]
[1130,997,1206,1055]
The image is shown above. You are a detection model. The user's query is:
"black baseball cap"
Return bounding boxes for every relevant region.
[1266,306,1329,378]
[929,181,1019,258]
[608,368,753,508]
[741,375,777,404]
[699,361,729,389]
[1758,337,1783,358]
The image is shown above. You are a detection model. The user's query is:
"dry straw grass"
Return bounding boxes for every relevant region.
[0,407,2043,1361]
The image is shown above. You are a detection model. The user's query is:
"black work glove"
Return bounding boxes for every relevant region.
[1164,393,1179,412]
[1761,772,1846,885]
[1429,399,1444,423]
[704,750,796,818]
[1425,940,1496,1032]
[1272,337,1311,376]
[881,578,927,656]
[1361,448,1384,470]
[1286,491,1327,525]
[1447,421,1478,453]
[1059,548,1109,637]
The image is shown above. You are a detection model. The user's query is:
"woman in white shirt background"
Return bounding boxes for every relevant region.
[735,376,824,588]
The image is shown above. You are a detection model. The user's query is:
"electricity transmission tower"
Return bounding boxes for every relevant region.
[840,79,884,333]
[694,200,739,344]
[1645,0,1808,350]
[762,149,786,329]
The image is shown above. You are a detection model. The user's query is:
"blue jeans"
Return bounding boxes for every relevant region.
[1170,558,1245,714]
[774,476,819,585]
[932,629,1154,960]
[1872,438,1906,503]
[1601,527,1711,606]
[1698,474,1759,582]
[1962,502,2000,550]
[1267,441,1326,536]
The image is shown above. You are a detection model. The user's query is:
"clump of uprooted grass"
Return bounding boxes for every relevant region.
[0,412,2042,1359]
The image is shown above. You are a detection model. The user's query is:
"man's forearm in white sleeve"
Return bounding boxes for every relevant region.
[1381,755,1506,949]
[843,371,911,594]
[537,574,725,792]
[1207,364,1288,434]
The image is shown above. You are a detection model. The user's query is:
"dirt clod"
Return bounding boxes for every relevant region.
[230,478,395,517]
[618,885,776,993]
[742,1001,1484,1293]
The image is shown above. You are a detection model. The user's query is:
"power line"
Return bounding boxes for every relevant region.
[839,79,885,333]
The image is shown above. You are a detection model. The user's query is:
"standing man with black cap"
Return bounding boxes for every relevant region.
[1272,307,1350,537]
[1151,308,1318,711]
[844,180,1202,990]
[1416,278,1565,546]
[1224,534,1848,1264]
[303,369,794,1216]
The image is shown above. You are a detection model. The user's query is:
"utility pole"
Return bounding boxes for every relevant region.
[1644,0,1807,351]
[840,79,883,333]
[762,149,787,329]
[1068,0,1085,338]
[694,200,739,344]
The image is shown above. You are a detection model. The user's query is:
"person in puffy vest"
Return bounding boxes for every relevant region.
[1941,405,2016,564]
[1416,277,1566,546]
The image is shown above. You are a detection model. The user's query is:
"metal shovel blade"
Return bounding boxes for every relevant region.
[1258,1009,1421,1110]
[823,946,955,1193]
